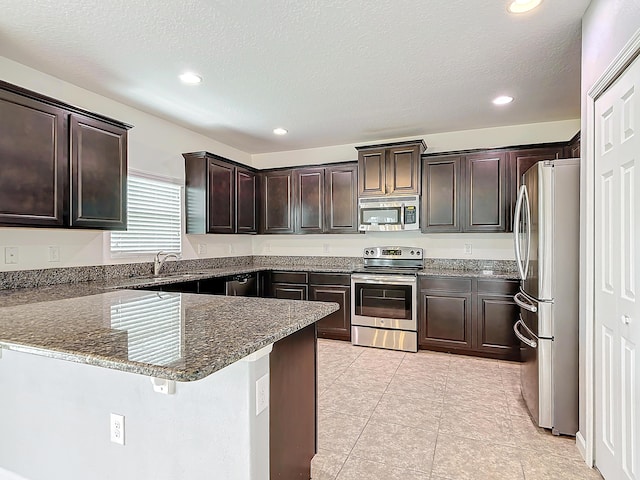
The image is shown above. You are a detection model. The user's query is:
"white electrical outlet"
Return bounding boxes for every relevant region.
[48,246,60,262]
[4,247,18,264]
[229,244,235,254]
[110,413,125,445]
[322,243,330,253]
[197,244,207,255]
[464,243,472,255]
[256,374,269,415]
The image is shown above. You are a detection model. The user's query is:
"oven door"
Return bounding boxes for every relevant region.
[351,274,417,330]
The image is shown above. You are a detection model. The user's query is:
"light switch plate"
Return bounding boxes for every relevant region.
[4,247,18,264]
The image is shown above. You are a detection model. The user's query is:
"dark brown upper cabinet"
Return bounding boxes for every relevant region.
[463,151,506,232]
[421,151,506,233]
[422,155,462,233]
[0,81,131,230]
[236,167,258,233]
[261,162,358,235]
[261,169,295,234]
[505,146,564,232]
[324,163,358,233]
[70,114,128,230]
[565,131,581,159]
[296,168,325,234]
[356,140,425,196]
[183,152,258,234]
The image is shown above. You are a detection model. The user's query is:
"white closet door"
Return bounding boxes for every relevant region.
[594,54,640,480]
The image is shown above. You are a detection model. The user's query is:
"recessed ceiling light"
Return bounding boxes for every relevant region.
[508,0,542,14]
[179,72,203,85]
[273,128,288,135]
[493,95,514,105]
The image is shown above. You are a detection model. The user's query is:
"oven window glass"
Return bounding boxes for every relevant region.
[360,207,400,225]
[353,283,412,319]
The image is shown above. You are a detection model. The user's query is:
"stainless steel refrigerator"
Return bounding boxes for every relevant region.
[512,158,580,436]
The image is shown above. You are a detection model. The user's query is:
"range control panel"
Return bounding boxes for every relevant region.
[363,246,423,260]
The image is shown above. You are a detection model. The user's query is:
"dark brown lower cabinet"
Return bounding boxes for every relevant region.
[270,272,309,300]
[419,276,520,360]
[419,285,473,351]
[270,323,317,479]
[309,272,351,341]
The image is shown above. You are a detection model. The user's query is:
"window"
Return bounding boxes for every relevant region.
[110,173,182,255]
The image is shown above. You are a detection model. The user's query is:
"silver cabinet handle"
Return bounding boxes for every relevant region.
[514,319,537,348]
[622,315,632,325]
[514,291,538,313]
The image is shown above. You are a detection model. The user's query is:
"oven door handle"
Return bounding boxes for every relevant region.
[351,274,417,285]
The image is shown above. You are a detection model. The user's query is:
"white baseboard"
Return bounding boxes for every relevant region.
[576,431,589,465]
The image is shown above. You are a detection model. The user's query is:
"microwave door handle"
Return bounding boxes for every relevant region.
[400,205,405,229]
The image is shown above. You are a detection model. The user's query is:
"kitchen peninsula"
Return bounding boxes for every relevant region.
[0,287,338,480]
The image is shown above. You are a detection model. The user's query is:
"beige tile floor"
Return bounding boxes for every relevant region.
[312,339,602,480]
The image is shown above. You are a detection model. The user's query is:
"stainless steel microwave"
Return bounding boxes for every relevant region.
[358,195,420,232]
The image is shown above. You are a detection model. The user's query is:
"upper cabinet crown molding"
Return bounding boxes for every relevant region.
[356,139,426,196]
[0,81,131,230]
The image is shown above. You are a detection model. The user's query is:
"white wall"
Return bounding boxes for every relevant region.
[0,56,253,271]
[253,232,514,261]
[578,0,640,462]
[251,120,580,169]
[0,347,271,480]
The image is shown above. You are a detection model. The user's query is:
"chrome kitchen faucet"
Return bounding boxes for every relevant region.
[154,251,180,276]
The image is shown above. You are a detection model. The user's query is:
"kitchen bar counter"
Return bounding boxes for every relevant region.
[0,289,338,381]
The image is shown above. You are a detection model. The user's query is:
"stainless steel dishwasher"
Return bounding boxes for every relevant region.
[224,273,258,296]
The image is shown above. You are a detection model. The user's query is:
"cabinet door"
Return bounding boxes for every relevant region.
[70,114,127,230]
[206,158,235,234]
[272,283,308,300]
[325,163,358,233]
[419,291,473,350]
[506,147,563,232]
[358,148,386,196]
[236,167,257,233]
[296,168,324,233]
[261,170,294,234]
[310,285,351,341]
[463,152,506,232]
[0,90,68,227]
[387,143,421,195]
[422,155,462,232]
[475,294,520,359]
[564,133,581,159]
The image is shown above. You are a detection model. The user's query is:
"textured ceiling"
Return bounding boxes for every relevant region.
[0,0,589,153]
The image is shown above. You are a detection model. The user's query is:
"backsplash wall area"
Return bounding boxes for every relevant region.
[251,232,514,260]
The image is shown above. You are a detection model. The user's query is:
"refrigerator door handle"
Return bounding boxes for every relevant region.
[514,317,538,348]
[513,185,530,280]
[514,291,538,313]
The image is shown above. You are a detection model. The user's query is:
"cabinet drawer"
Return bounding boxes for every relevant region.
[308,272,350,286]
[271,271,308,284]
[477,279,519,296]
[420,276,472,293]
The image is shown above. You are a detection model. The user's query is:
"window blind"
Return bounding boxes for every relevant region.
[111,175,182,254]
[110,293,182,366]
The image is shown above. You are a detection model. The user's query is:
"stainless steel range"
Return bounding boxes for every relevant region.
[351,246,422,352]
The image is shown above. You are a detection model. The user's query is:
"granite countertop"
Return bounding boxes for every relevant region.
[0,290,338,381]
[418,268,519,280]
